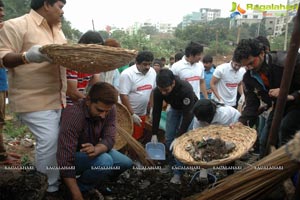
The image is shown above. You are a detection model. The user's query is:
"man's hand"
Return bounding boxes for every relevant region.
[80,143,97,158]
[151,134,158,144]
[132,113,142,126]
[269,88,280,98]
[24,45,52,63]
[169,138,177,152]
[229,122,243,129]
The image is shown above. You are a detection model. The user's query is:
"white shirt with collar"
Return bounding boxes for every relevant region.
[119,64,156,116]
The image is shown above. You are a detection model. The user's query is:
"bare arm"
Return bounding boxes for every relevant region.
[63,178,84,200]
[238,82,244,96]
[120,94,134,115]
[210,76,222,101]
[66,80,85,102]
[89,74,101,85]
[149,90,154,108]
[3,53,25,68]
[200,79,208,99]
[269,88,296,101]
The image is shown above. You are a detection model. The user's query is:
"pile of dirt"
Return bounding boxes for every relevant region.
[185,138,236,162]
[0,169,48,200]
[96,168,220,200]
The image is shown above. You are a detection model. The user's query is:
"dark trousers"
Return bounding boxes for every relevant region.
[279,108,300,146]
[260,108,300,157]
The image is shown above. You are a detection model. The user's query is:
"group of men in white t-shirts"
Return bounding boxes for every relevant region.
[118,41,247,184]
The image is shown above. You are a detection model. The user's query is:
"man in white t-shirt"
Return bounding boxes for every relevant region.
[119,50,156,140]
[192,99,241,183]
[210,60,246,107]
[193,99,241,128]
[171,41,208,100]
[168,41,207,184]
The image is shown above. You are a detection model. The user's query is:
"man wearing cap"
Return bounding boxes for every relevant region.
[151,68,198,184]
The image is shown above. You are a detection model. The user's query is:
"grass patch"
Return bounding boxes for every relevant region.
[4,120,30,139]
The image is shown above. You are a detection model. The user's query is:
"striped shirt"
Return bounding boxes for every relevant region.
[66,69,93,106]
[57,99,116,178]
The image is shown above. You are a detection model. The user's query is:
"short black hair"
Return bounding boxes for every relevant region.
[0,0,4,7]
[136,50,154,64]
[88,82,118,105]
[203,55,213,63]
[233,39,264,63]
[193,99,216,123]
[185,41,203,57]
[160,57,166,62]
[31,0,66,10]
[78,31,104,44]
[153,58,163,68]
[156,68,175,88]
[256,36,270,51]
[174,52,184,62]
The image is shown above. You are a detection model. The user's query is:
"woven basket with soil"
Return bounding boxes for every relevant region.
[114,103,133,150]
[173,124,257,167]
[40,44,137,74]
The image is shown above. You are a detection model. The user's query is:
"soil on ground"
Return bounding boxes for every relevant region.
[0,129,261,200]
[0,116,290,200]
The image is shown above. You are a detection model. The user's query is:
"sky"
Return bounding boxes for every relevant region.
[63,0,289,32]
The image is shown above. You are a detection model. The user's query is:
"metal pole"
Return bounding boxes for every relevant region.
[236,26,241,44]
[92,19,95,31]
[266,3,300,152]
[257,19,261,37]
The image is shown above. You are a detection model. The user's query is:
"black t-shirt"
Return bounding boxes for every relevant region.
[152,77,198,136]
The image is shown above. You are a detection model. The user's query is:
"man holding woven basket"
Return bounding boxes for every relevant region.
[0,0,67,196]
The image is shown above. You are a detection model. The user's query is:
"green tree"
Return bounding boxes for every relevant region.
[3,0,30,19]
[139,26,158,35]
[2,0,81,42]
[61,18,82,42]
[99,30,110,40]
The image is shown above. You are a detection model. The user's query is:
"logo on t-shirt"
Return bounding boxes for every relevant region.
[226,83,238,88]
[183,98,191,105]
[137,84,153,91]
[185,76,200,82]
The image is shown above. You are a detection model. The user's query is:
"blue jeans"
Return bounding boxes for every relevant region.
[166,107,193,175]
[75,149,132,191]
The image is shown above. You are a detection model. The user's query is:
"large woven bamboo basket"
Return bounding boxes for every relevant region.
[173,124,257,167]
[114,103,133,150]
[40,44,137,74]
